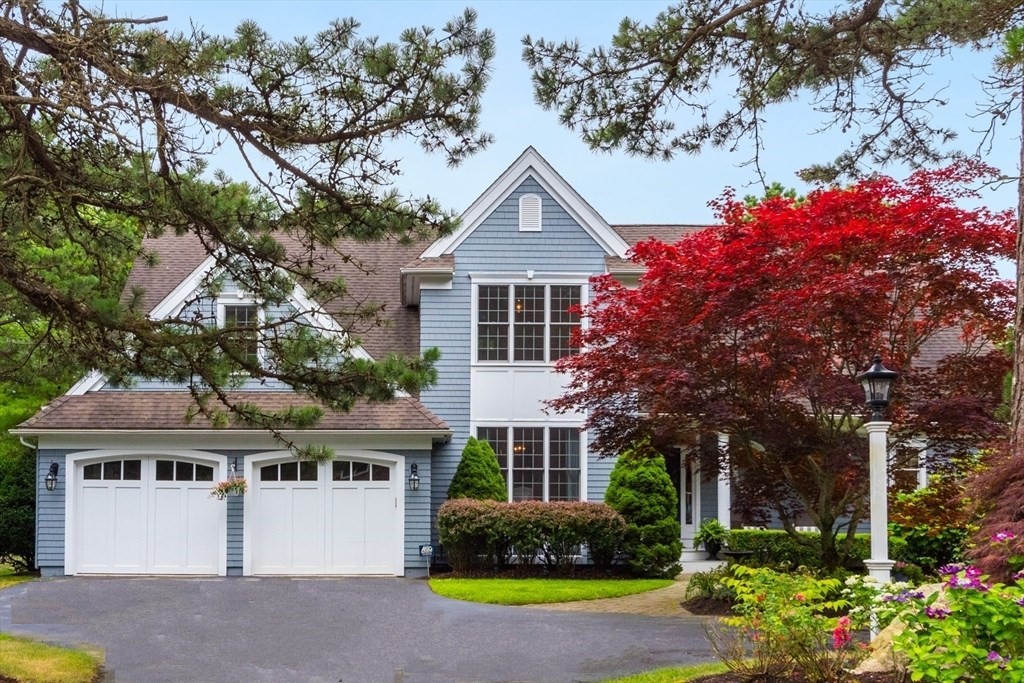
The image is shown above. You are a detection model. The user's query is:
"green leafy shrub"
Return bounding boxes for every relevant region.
[725,529,875,570]
[684,565,736,602]
[0,447,35,572]
[711,565,869,682]
[436,499,626,573]
[890,473,975,575]
[447,437,507,502]
[604,443,681,578]
[893,545,1024,681]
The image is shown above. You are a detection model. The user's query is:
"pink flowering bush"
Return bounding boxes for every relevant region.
[711,566,870,682]
[894,532,1024,682]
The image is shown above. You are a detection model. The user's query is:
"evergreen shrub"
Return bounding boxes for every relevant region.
[447,437,507,502]
[604,443,681,578]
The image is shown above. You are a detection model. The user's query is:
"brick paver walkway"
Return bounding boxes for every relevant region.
[528,577,699,617]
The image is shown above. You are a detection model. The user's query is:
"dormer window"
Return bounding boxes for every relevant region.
[519,194,541,232]
[218,301,262,366]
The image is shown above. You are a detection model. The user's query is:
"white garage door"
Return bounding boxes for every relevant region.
[251,459,398,575]
[76,458,221,574]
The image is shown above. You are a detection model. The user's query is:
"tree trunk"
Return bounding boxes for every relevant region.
[1012,76,1024,453]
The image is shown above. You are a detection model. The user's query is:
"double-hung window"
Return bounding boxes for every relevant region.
[218,300,262,367]
[477,426,582,501]
[477,284,581,362]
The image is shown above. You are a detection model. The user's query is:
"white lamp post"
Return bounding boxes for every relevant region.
[856,354,899,583]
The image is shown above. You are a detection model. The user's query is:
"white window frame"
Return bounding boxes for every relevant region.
[216,296,266,368]
[475,425,587,502]
[471,276,587,366]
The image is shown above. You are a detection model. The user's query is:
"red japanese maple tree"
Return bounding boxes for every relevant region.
[551,161,1015,568]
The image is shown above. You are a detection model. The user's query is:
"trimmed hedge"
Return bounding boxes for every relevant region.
[724,529,910,571]
[437,499,627,573]
[724,530,871,570]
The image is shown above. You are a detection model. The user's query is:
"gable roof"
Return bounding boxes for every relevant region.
[124,232,428,360]
[14,392,449,434]
[420,147,632,259]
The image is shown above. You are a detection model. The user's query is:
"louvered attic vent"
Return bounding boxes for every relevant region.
[519,194,542,232]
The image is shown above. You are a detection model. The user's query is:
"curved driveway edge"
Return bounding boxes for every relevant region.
[1,577,715,683]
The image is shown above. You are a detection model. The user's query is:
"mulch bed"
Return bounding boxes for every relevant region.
[692,674,900,682]
[681,597,733,615]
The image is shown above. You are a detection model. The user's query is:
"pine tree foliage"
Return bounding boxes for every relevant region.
[0,0,495,431]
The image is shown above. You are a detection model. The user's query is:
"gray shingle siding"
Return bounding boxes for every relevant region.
[420,176,611,541]
[36,450,68,575]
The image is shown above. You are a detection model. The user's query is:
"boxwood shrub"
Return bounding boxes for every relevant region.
[437,499,627,573]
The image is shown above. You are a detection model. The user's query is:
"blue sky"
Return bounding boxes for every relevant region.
[105,1,1020,229]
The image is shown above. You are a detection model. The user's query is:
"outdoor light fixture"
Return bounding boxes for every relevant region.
[44,462,59,492]
[856,354,899,422]
[855,354,900,586]
[409,463,420,492]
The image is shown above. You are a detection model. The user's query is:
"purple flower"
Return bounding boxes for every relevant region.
[939,564,963,576]
[1016,597,1024,608]
[883,588,926,603]
[988,652,1004,662]
[925,606,951,619]
[992,531,1017,543]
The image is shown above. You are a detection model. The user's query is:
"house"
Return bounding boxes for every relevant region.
[15,147,761,577]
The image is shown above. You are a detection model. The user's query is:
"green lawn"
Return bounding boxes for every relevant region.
[0,564,36,591]
[428,577,674,605]
[0,634,100,683]
[602,662,728,683]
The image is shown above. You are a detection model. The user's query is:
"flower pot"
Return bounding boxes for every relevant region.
[704,540,722,561]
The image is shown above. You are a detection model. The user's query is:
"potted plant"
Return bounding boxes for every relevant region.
[693,518,729,560]
[210,478,248,500]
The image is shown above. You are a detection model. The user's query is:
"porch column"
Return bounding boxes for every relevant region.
[716,432,731,528]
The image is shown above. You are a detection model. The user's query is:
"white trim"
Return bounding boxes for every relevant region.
[66,370,106,396]
[716,432,731,527]
[288,282,374,362]
[149,254,220,320]
[64,449,228,577]
[242,450,405,576]
[468,272,594,283]
[421,147,630,259]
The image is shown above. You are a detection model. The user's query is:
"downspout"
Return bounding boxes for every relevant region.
[19,436,37,450]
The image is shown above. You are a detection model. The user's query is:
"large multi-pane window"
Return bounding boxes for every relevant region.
[476,284,581,362]
[476,426,582,501]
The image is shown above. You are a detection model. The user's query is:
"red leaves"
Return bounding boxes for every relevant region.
[552,162,1013,529]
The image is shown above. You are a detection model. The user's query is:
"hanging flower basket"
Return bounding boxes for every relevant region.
[210,478,248,500]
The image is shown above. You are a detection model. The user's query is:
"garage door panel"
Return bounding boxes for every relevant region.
[291,488,325,571]
[254,487,291,572]
[78,486,115,572]
[329,487,365,571]
[362,487,395,573]
[184,488,219,572]
[111,486,144,571]
[151,487,184,570]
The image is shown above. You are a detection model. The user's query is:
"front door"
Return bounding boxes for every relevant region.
[678,450,700,552]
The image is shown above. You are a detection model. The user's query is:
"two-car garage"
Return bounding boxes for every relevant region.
[66,451,402,576]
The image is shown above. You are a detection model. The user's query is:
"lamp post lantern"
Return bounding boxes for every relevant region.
[856,354,898,583]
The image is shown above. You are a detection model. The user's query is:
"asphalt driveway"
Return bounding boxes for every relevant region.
[0,577,716,683]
